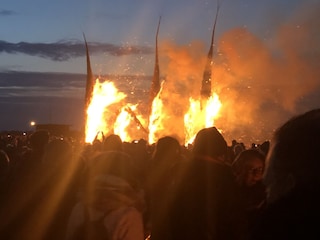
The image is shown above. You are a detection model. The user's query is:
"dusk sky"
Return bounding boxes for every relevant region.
[1,0,319,144]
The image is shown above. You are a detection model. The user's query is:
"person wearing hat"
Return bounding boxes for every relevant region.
[169,127,248,240]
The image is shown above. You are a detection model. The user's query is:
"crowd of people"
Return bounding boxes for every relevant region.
[0,108,319,239]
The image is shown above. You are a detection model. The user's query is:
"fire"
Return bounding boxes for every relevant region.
[85,79,126,143]
[113,106,132,142]
[184,93,221,145]
[85,79,222,146]
[148,84,165,144]
[114,104,145,143]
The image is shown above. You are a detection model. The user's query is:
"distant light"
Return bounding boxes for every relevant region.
[30,121,36,126]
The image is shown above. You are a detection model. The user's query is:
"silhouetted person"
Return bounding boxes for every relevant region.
[146,136,184,240]
[232,149,267,228]
[37,138,82,240]
[102,134,123,152]
[0,130,50,239]
[0,138,82,240]
[170,127,248,240]
[258,140,270,156]
[251,108,320,239]
[66,151,145,240]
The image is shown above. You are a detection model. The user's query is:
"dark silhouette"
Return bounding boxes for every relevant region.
[83,33,95,112]
[232,149,267,228]
[200,1,221,108]
[83,33,96,141]
[148,16,162,115]
[66,151,145,240]
[169,127,248,240]
[0,137,82,240]
[146,136,184,240]
[102,134,123,152]
[251,108,320,239]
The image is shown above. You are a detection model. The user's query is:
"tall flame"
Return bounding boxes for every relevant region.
[148,82,165,144]
[114,106,132,142]
[84,7,223,145]
[85,79,126,143]
[85,78,222,145]
[184,93,221,145]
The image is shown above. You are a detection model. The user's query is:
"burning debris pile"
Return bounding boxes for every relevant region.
[83,1,320,146]
[84,11,222,146]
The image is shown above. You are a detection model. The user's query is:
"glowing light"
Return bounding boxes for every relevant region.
[184,93,221,145]
[85,79,126,143]
[84,78,222,146]
[114,104,136,142]
[148,82,165,144]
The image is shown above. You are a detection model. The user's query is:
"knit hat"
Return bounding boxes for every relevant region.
[192,127,228,159]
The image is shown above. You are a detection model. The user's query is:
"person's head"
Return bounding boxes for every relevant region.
[29,130,49,151]
[264,108,320,203]
[88,151,135,188]
[192,127,228,161]
[42,138,73,168]
[85,152,138,211]
[102,134,122,152]
[259,140,270,156]
[232,149,265,187]
[152,136,181,167]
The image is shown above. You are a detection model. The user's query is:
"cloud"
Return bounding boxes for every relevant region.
[0,71,86,99]
[0,39,153,61]
[0,9,16,16]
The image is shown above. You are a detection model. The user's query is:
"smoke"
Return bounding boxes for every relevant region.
[147,40,206,143]
[152,2,320,145]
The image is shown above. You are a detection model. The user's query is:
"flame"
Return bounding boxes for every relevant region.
[85,79,222,146]
[184,93,221,145]
[148,83,165,144]
[114,104,145,142]
[85,79,126,143]
[114,106,132,142]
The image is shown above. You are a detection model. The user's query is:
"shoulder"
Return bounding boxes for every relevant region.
[105,206,144,240]
[106,206,143,226]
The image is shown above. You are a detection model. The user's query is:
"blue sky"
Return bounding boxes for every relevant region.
[1,0,309,74]
[0,0,319,144]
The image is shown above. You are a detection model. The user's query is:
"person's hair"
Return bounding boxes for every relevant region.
[232,149,265,174]
[29,130,49,149]
[232,149,265,186]
[192,127,228,159]
[42,138,73,166]
[102,134,122,152]
[152,136,181,164]
[264,108,320,202]
[88,151,136,188]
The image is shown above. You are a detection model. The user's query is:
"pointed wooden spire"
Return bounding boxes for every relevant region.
[149,16,162,108]
[82,33,95,140]
[200,1,221,101]
[83,33,95,110]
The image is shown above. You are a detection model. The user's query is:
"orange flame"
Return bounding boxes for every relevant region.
[85,79,126,143]
[114,104,146,143]
[148,82,165,144]
[114,106,132,142]
[85,79,222,146]
[184,93,221,145]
